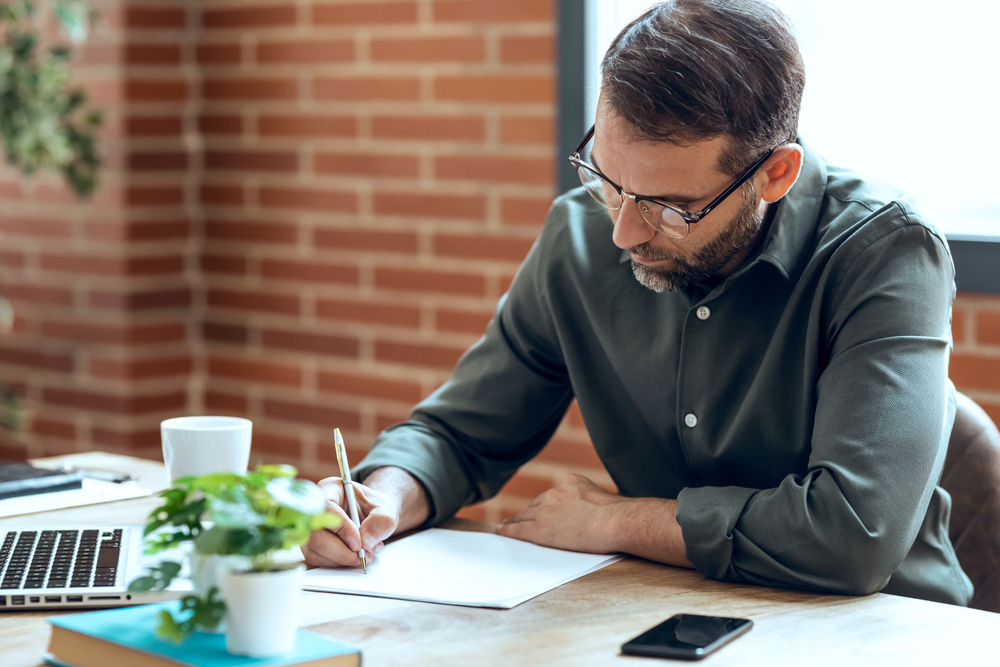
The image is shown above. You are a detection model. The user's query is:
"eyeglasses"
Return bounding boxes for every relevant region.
[568,124,780,239]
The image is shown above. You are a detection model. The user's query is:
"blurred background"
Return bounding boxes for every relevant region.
[0,0,996,524]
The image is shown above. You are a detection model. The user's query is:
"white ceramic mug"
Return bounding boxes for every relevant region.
[160,416,252,483]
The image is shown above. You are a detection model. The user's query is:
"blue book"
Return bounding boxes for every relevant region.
[46,602,360,667]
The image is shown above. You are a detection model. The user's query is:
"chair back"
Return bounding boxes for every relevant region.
[941,392,1000,613]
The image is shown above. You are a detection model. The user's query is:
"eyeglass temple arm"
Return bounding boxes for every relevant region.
[692,143,783,221]
[571,125,596,157]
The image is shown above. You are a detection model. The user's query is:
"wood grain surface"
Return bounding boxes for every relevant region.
[2,454,998,666]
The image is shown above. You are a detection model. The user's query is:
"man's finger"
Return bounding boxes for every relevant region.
[497,518,538,543]
[358,505,396,552]
[305,527,375,567]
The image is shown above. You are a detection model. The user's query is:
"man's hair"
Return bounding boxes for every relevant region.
[600,0,805,176]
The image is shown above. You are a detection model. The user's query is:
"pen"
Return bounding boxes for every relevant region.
[333,428,367,573]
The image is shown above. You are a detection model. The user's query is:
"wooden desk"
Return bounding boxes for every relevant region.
[2,453,998,666]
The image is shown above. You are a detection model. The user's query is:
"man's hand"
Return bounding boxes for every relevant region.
[302,466,431,568]
[497,473,694,568]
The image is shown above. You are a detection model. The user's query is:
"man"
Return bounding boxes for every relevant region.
[305,0,973,605]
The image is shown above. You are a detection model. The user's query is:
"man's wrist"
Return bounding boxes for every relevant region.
[361,466,432,535]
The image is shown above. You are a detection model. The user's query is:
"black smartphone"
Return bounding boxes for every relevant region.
[621,613,753,660]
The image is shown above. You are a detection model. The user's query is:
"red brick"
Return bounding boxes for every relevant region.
[0,347,73,372]
[207,220,297,244]
[40,321,186,345]
[260,259,358,285]
[313,2,418,24]
[976,311,1000,346]
[316,300,421,328]
[32,419,76,441]
[126,116,183,137]
[503,472,553,499]
[952,305,966,344]
[375,268,485,296]
[40,254,183,277]
[375,341,466,369]
[371,115,485,141]
[314,152,419,178]
[314,77,420,102]
[435,308,493,334]
[205,391,248,414]
[88,289,191,311]
[128,186,184,206]
[261,329,360,358]
[204,78,298,101]
[201,185,244,207]
[436,155,554,186]
[982,401,1000,428]
[535,436,604,469]
[259,186,357,213]
[264,398,360,430]
[91,428,161,451]
[2,283,73,306]
[203,6,297,29]
[499,272,516,293]
[317,371,423,403]
[435,75,553,103]
[0,181,23,200]
[434,0,554,22]
[501,196,551,226]
[374,192,485,220]
[126,8,186,29]
[433,234,534,262]
[0,250,24,268]
[0,217,72,238]
[313,229,418,254]
[201,254,248,275]
[257,40,354,64]
[566,400,586,428]
[206,150,298,173]
[126,44,181,65]
[500,116,554,144]
[209,356,302,387]
[129,152,189,171]
[127,80,188,102]
[86,220,190,242]
[207,288,300,316]
[253,431,302,458]
[950,354,1000,391]
[199,115,243,135]
[89,356,193,380]
[258,114,356,138]
[318,441,369,468]
[43,388,186,415]
[198,44,241,65]
[375,411,410,433]
[371,37,483,62]
[204,322,249,345]
[500,35,555,63]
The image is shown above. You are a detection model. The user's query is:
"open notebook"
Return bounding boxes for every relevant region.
[301,528,623,609]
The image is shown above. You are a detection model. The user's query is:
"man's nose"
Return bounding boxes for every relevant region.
[612,197,657,250]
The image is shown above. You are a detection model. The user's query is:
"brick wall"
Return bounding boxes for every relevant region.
[0,0,997,525]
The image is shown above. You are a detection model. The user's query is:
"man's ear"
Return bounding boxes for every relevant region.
[758,144,803,203]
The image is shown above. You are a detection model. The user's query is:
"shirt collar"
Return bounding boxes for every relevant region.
[617,138,827,287]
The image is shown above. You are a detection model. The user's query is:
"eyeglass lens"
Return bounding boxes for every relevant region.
[575,161,689,239]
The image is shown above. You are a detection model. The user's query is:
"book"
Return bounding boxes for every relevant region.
[0,462,82,500]
[46,602,360,667]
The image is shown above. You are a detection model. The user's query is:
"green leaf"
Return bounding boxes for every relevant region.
[266,477,326,515]
[310,512,341,530]
[128,561,183,592]
[208,489,266,528]
[155,610,184,644]
[257,464,298,478]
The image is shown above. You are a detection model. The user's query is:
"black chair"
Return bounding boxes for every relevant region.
[941,392,1000,613]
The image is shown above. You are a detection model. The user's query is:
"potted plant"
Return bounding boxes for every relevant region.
[129,464,341,657]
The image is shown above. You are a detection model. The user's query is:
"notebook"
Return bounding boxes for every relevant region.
[0,525,190,611]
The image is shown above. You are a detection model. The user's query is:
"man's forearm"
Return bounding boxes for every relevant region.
[610,497,694,569]
[361,466,432,535]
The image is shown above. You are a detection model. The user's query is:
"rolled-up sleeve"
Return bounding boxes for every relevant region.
[677,217,956,595]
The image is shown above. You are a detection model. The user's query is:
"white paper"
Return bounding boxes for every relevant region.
[0,478,151,518]
[301,528,623,609]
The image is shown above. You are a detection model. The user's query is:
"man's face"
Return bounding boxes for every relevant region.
[592,102,766,293]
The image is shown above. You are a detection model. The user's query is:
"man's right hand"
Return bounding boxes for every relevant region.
[302,466,431,568]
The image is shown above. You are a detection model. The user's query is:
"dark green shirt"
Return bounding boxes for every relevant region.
[356,142,973,606]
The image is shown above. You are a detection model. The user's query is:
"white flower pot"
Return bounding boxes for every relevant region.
[219,564,304,658]
[189,553,246,634]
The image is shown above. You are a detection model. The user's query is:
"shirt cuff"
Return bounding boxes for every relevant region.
[676,485,758,581]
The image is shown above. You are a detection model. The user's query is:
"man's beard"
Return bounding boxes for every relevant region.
[629,183,763,293]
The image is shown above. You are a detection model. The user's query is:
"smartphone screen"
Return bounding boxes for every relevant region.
[621,614,752,660]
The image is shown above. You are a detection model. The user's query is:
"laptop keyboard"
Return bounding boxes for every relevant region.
[0,528,123,590]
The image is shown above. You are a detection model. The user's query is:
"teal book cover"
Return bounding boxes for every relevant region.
[47,602,360,667]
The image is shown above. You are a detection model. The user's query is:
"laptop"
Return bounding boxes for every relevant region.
[0,524,191,610]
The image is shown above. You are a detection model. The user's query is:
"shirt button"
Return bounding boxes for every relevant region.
[696,306,711,320]
[684,413,698,428]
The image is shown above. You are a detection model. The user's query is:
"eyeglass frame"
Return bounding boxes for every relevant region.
[568,124,783,232]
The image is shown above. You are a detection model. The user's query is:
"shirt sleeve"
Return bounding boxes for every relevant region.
[676,212,957,595]
[353,205,574,526]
